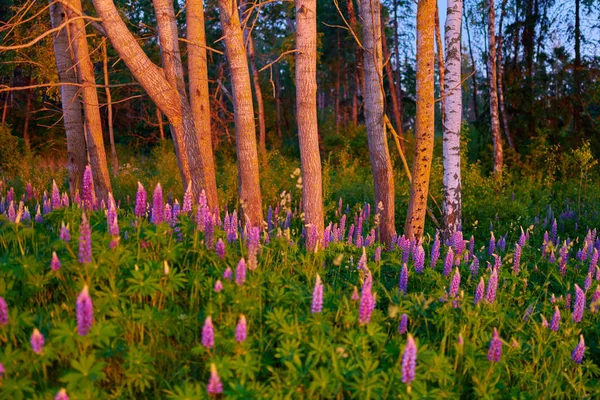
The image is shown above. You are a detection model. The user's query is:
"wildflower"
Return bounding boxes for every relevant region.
[357,247,367,270]
[584,272,592,292]
[55,389,69,400]
[214,280,223,293]
[430,234,441,267]
[351,286,359,301]
[50,251,61,271]
[235,258,246,286]
[398,314,408,334]
[550,306,561,331]
[31,329,44,354]
[413,243,425,273]
[207,363,223,395]
[449,267,461,298]
[470,257,480,277]
[549,251,556,263]
[312,274,324,313]
[550,218,557,244]
[468,235,475,260]
[443,247,454,277]
[0,362,4,378]
[182,182,193,214]
[78,212,92,264]
[59,222,70,241]
[572,284,585,323]
[540,315,548,328]
[51,180,61,209]
[82,165,94,210]
[399,264,409,295]
[235,315,247,343]
[401,335,417,385]
[485,268,498,303]
[77,285,94,336]
[523,305,533,322]
[151,183,163,225]
[215,239,225,259]
[202,316,214,349]
[135,182,147,218]
[223,267,232,281]
[571,335,585,364]
[513,244,521,275]
[0,296,8,325]
[488,232,496,256]
[359,270,376,325]
[488,328,502,363]
[374,246,382,262]
[474,277,485,305]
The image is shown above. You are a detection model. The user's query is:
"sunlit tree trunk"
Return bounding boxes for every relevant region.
[274,62,282,139]
[382,28,403,151]
[218,0,263,226]
[102,40,119,175]
[65,0,112,201]
[488,0,503,176]
[187,0,219,207]
[442,0,463,240]
[296,0,324,244]
[360,0,396,245]
[573,0,582,135]
[23,85,32,152]
[465,13,478,120]
[434,2,445,122]
[497,0,514,149]
[49,1,87,195]
[405,0,435,240]
[156,107,165,141]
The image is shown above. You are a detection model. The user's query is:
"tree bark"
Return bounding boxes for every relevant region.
[360,0,396,245]
[65,0,112,201]
[156,107,165,140]
[434,2,445,123]
[102,40,119,175]
[382,26,403,151]
[464,12,479,121]
[405,0,435,241]
[573,0,582,135]
[49,1,87,196]
[295,0,324,245]
[218,0,263,226]
[274,62,282,139]
[187,0,219,207]
[442,0,463,240]
[23,85,32,152]
[497,0,514,149]
[488,0,503,176]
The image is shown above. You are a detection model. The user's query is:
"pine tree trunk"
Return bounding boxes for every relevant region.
[274,63,282,139]
[405,0,435,241]
[382,28,403,151]
[497,1,514,149]
[360,0,396,245]
[102,40,119,175]
[296,0,324,244]
[218,0,263,226]
[65,0,112,201]
[49,1,87,196]
[488,0,503,176]
[23,86,32,152]
[442,0,463,240]
[187,0,219,208]
[434,3,445,123]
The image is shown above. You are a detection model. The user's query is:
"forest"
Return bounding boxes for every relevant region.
[0,0,599,398]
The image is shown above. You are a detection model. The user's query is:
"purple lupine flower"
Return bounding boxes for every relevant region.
[151,183,163,225]
[34,204,43,223]
[374,246,382,262]
[430,234,441,267]
[572,335,585,364]
[585,272,592,291]
[214,280,223,292]
[202,316,214,349]
[164,203,173,226]
[182,182,193,214]
[565,293,572,309]
[518,227,526,247]
[359,270,376,325]
[449,267,461,298]
[82,165,94,211]
[549,250,556,263]
[205,213,215,249]
[589,249,598,275]
[351,286,359,301]
[470,257,480,277]
[488,232,496,256]
[572,284,585,323]
[0,296,8,325]
[485,268,498,303]
[398,314,408,334]
[443,248,454,277]
[135,182,147,218]
[50,251,61,271]
[61,191,69,208]
[223,267,233,281]
[401,335,417,384]
[55,389,69,400]
[468,235,475,259]
[474,277,485,305]
[25,182,34,200]
[513,244,521,275]
[7,201,15,222]
[60,222,70,241]
[78,212,92,264]
[550,218,557,244]
[31,329,44,354]
[414,243,425,273]
[76,285,94,336]
[541,315,549,328]
[523,305,534,322]
[215,239,225,259]
[357,247,367,271]
[312,274,324,313]
[488,328,502,363]
[207,363,223,394]
[51,180,61,209]
[399,263,409,295]
[108,196,119,237]
[458,333,464,346]
[493,254,502,270]
[550,306,561,331]
[235,314,248,343]
[235,258,246,286]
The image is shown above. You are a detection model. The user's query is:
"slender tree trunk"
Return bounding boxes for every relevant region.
[335,31,341,135]
[102,40,119,175]
[274,62,282,139]
[187,0,219,207]
[49,1,87,195]
[218,0,263,226]
[360,0,396,244]
[497,0,514,149]
[573,0,581,135]
[347,0,363,120]
[405,0,435,241]
[296,0,324,245]
[488,0,503,176]
[65,0,112,201]
[465,12,478,120]
[442,0,463,240]
[522,0,535,137]
[1,77,10,125]
[156,107,165,140]
[382,28,403,151]
[23,86,32,152]
[434,2,445,123]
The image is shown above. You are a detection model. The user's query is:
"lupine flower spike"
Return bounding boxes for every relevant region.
[50,251,61,271]
[401,335,417,390]
[78,212,92,264]
[474,277,485,305]
[207,363,223,395]
[55,389,69,400]
[488,328,502,363]
[550,306,561,331]
[0,296,8,326]
[214,280,223,292]
[398,314,408,334]
[572,335,585,364]
[202,316,214,349]
[312,274,324,313]
[235,315,247,343]
[572,284,585,323]
[76,285,94,336]
[235,258,246,286]
[31,329,44,354]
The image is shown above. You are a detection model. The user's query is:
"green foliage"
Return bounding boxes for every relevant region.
[0,125,21,176]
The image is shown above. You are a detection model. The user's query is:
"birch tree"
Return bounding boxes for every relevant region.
[488,0,503,176]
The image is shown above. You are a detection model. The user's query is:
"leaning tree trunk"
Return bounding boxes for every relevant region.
[218,0,263,226]
[187,0,219,207]
[360,0,396,245]
[65,0,112,201]
[405,0,435,241]
[488,0,503,176]
[442,0,463,240]
[49,1,87,196]
[295,0,324,246]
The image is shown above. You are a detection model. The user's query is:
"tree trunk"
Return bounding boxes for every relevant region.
[434,2,445,123]
[442,0,463,240]
[405,0,435,241]
[187,0,219,207]
[573,0,581,135]
[1,77,10,125]
[465,12,478,120]
[274,62,282,139]
[218,0,263,226]
[347,0,363,121]
[156,107,165,140]
[382,27,403,151]
[360,0,396,245]
[497,0,514,149]
[295,0,324,245]
[102,40,119,175]
[23,85,32,152]
[65,0,112,201]
[522,0,535,137]
[49,1,87,196]
[488,0,503,176]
